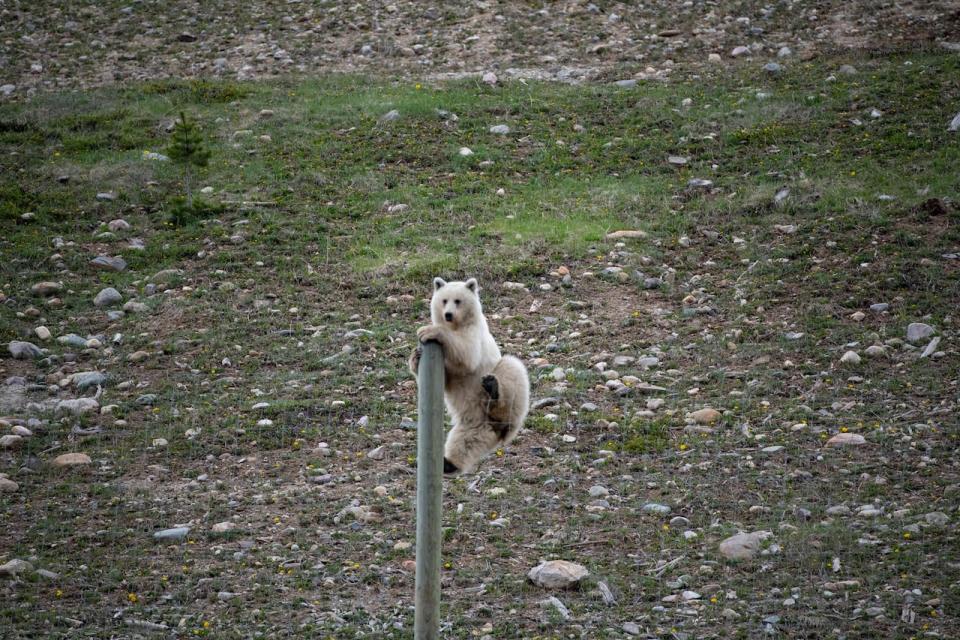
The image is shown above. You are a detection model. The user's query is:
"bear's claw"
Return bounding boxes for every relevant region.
[443,458,459,475]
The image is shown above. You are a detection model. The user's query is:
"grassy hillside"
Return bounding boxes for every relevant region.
[1,51,958,638]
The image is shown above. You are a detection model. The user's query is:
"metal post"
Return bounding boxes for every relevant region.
[415,340,444,639]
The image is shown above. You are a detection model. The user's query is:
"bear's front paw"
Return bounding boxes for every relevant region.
[417,325,444,344]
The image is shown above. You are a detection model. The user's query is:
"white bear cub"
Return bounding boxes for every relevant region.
[409,277,530,474]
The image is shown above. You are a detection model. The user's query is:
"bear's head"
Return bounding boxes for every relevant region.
[430,277,481,329]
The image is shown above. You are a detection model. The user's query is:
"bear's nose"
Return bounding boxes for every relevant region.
[444,312,454,322]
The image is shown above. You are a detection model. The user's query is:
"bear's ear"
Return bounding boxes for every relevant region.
[465,278,478,293]
[433,277,447,291]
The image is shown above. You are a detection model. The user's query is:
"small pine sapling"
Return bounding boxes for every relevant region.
[166,111,220,226]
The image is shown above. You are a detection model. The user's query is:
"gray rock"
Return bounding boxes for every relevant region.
[642,503,671,515]
[58,334,89,349]
[731,46,750,57]
[920,336,941,358]
[528,560,589,588]
[136,394,158,405]
[763,62,782,73]
[906,322,935,343]
[379,109,400,122]
[614,79,637,88]
[153,527,190,542]
[924,512,949,526]
[0,84,16,96]
[0,558,33,576]
[840,351,861,365]
[687,178,713,188]
[669,516,690,527]
[8,341,42,359]
[31,281,62,296]
[838,64,858,75]
[539,595,570,620]
[489,124,511,134]
[643,277,662,289]
[366,445,386,460]
[579,402,598,412]
[72,371,108,391]
[950,112,960,132]
[95,192,117,202]
[777,46,793,58]
[870,303,890,312]
[0,435,23,449]
[90,255,127,272]
[0,477,19,492]
[718,530,772,561]
[93,287,122,307]
[588,485,609,498]
[532,397,560,410]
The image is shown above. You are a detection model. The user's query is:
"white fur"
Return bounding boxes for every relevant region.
[410,278,530,474]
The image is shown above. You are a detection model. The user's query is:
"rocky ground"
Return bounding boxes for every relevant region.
[2,0,960,96]
[1,2,960,640]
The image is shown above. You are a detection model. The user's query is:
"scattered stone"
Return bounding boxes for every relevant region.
[123,300,148,314]
[0,558,33,576]
[8,341,42,359]
[924,512,949,526]
[642,503,671,515]
[840,351,861,365]
[825,433,866,447]
[777,46,793,57]
[53,452,92,467]
[93,287,122,307]
[865,345,886,358]
[614,79,637,88]
[379,109,400,123]
[127,351,150,363]
[687,178,713,188]
[597,580,616,605]
[668,155,688,166]
[367,445,387,460]
[31,281,62,296]
[763,62,782,73]
[0,477,19,492]
[57,397,100,415]
[489,124,510,134]
[579,402,598,412]
[838,64,858,75]
[950,112,960,132]
[90,255,127,272]
[153,527,190,542]
[588,485,609,498]
[539,595,570,620]
[0,434,23,449]
[482,71,498,85]
[690,408,721,425]
[731,46,750,57]
[528,560,589,588]
[458,147,474,157]
[718,531,772,561]
[906,322,934,343]
[622,622,640,636]
[72,372,108,390]
[34,326,51,341]
[95,192,117,202]
[920,336,941,358]
[212,521,237,533]
[605,230,647,241]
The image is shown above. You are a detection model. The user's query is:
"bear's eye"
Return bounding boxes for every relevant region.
[454,299,461,305]
[442,299,447,304]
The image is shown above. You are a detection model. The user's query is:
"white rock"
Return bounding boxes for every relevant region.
[53,452,92,466]
[539,595,570,620]
[458,147,474,157]
[528,560,589,588]
[718,531,772,561]
[482,71,498,85]
[212,521,236,533]
[489,124,510,135]
[825,433,866,447]
[0,435,23,449]
[0,477,19,492]
[840,351,861,365]
[950,112,960,132]
[154,527,190,541]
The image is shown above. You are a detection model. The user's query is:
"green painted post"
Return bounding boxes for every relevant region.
[415,340,444,639]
